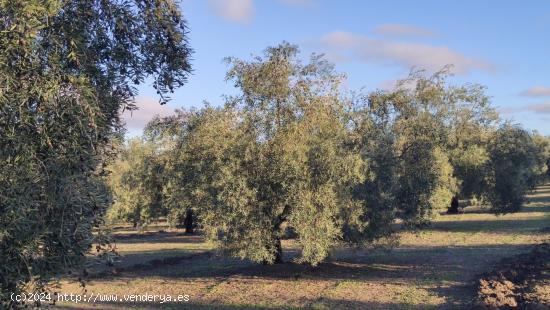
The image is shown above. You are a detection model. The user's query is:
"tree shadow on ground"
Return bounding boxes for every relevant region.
[460,204,550,214]
[112,231,205,244]
[444,185,550,215]
[314,298,460,310]
[427,217,549,234]
[524,195,550,205]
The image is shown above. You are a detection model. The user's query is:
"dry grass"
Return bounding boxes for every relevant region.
[54,186,550,309]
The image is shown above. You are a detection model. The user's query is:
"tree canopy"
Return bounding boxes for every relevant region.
[0,0,192,306]
[3,8,547,302]
[142,43,549,267]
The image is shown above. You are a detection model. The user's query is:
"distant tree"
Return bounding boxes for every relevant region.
[531,132,550,184]
[450,144,491,202]
[485,124,539,213]
[106,138,165,228]
[144,110,201,231]
[354,69,464,229]
[445,82,498,209]
[0,0,191,305]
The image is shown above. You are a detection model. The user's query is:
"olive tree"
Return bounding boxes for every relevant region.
[485,124,540,213]
[150,46,543,269]
[530,132,550,185]
[106,138,165,228]
[353,69,461,229]
[443,87,545,213]
[0,0,191,305]
[160,44,364,266]
[444,83,498,211]
[144,110,198,233]
[352,68,511,228]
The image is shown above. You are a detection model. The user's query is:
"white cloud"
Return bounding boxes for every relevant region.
[208,0,311,24]
[122,97,176,132]
[498,101,550,115]
[376,77,417,91]
[321,31,358,48]
[319,31,494,75]
[208,0,254,24]
[526,101,550,113]
[519,86,550,97]
[279,0,313,6]
[497,106,520,115]
[374,24,435,37]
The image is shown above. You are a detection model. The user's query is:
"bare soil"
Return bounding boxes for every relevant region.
[54,185,550,309]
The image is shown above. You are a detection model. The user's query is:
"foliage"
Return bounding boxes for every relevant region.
[485,124,540,213]
[531,132,550,184]
[152,44,364,266]
[447,97,496,201]
[142,110,200,228]
[0,0,191,305]
[106,138,165,227]
[429,148,459,212]
[354,68,474,229]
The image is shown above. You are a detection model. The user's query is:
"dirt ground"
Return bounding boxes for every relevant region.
[475,242,550,309]
[53,185,550,309]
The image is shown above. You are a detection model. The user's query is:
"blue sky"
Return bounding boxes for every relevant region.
[125,0,550,136]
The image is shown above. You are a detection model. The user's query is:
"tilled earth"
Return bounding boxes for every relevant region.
[475,242,550,310]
